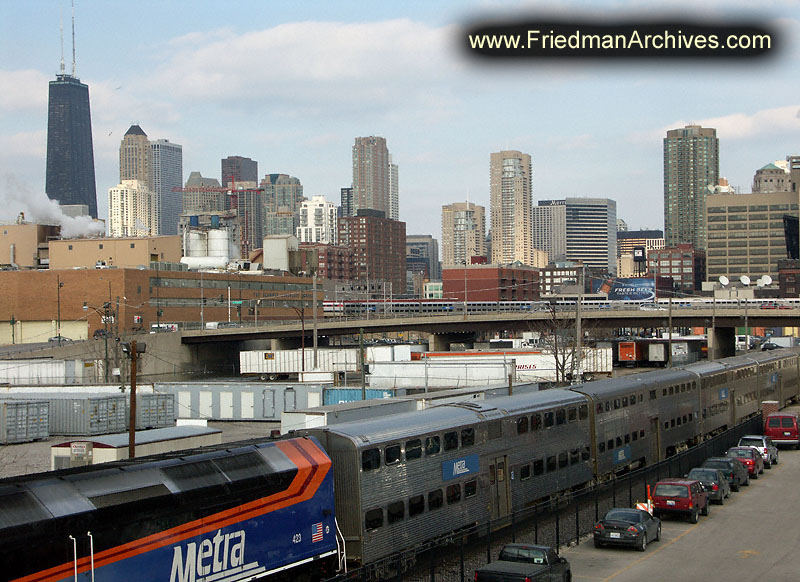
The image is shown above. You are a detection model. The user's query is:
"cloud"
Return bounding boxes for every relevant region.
[0,70,49,112]
[0,130,46,159]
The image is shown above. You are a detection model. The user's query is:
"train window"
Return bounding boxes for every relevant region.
[615,437,622,447]
[533,459,544,475]
[546,456,557,472]
[521,463,531,480]
[461,428,475,447]
[162,460,227,491]
[388,501,405,524]
[558,452,568,469]
[632,431,638,442]
[664,421,669,430]
[599,442,606,453]
[488,421,503,439]
[614,399,621,410]
[677,416,682,426]
[607,439,613,450]
[582,447,591,461]
[622,397,628,407]
[663,388,668,397]
[669,386,674,395]
[517,417,529,434]
[605,401,611,412]
[406,439,422,460]
[465,479,478,498]
[684,415,689,424]
[444,431,459,451]
[556,409,566,425]
[597,403,604,414]
[409,495,425,517]
[579,405,588,419]
[568,407,577,422]
[702,408,707,419]
[362,449,381,471]
[544,412,555,427]
[639,394,644,403]
[447,484,461,505]
[650,390,657,400]
[532,414,542,430]
[365,508,383,530]
[639,429,644,438]
[385,445,402,465]
[489,464,496,484]
[570,449,580,464]
[671,419,676,428]
[624,433,630,444]
[425,436,441,456]
[428,489,444,510]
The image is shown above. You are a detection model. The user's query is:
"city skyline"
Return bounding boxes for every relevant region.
[2,1,799,242]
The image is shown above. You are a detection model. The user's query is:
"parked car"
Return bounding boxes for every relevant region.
[738,435,779,468]
[593,507,661,551]
[474,544,571,582]
[764,412,800,448]
[761,342,780,351]
[93,328,109,339]
[47,335,73,343]
[726,446,764,477]
[685,467,731,504]
[702,457,750,490]
[652,479,709,523]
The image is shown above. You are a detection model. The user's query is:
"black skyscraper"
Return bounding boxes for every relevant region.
[45,73,97,218]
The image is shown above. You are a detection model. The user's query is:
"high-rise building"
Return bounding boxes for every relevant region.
[753,162,792,193]
[182,172,225,213]
[338,210,406,295]
[262,173,304,237]
[565,198,616,274]
[352,136,390,216]
[616,229,664,258]
[119,125,152,186]
[389,155,399,221]
[406,234,440,295]
[297,195,338,244]
[489,150,533,265]
[45,73,97,218]
[340,187,354,217]
[151,139,183,235]
[664,125,719,249]
[229,185,263,258]
[108,180,158,237]
[647,244,706,293]
[221,156,258,187]
[441,201,486,267]
[532,201,567,263]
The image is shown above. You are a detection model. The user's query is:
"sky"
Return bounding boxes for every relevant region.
[1,0,799,242]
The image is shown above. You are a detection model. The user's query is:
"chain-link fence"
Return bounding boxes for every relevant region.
[323,414,762,582]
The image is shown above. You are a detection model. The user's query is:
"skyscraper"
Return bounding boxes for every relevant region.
[340,187,354,217]
[221,156,258,187]
[119,125,151,185]
[262,173,304,237]
[108,180,157,237]
[389,155,399,221]
[45,73,97,217]
[532,201,567,263]
[151,139,183,235]
[489,150,533,265]
[664,125,719,250]
[297,195,338,244]
[441,201,486,267]
[352,136,391,217]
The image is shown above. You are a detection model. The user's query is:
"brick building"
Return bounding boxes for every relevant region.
[646,244,706,294]
[299,243,356,281]
[337,210,406,295]
[442,264,540,302]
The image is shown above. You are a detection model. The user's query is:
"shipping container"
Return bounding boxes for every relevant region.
[618,341,644,366]
[0,400,49,444]
[368,360,515,390]
[648,343,667,364]
[1,393,127,435]
[154,382,328,421]
[239,349,359,379]
[134,393,176,429]
[323,388,396,406]
[0,359,104,385]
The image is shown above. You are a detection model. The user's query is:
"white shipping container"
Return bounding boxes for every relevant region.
[368,360,515,390]
[0,359,71,385]
[240,349,359,377]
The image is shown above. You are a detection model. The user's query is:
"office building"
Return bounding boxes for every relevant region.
[229,185,263,257]
[340,187,354,218]
[182,172,226,213]
[262,174,304,237]
[338,210,406,295]
[617,229,665,258]
[532,201,567,263]
[45,73,97,218]
[49,236,181,269]
[352,136,391,217]
[565,198,616,273]
[299,243,356,281]
[221,156,258,187]
[406,235,440,295]
[389,155,399,221]
[664,125,719,249]
[705,189,799,282]
[647,244,706,293]
[442,264,540,302]
[119,125,152,186]
[489,150,533,265]
[151,139,183,236]
[108,180,158,238]
[297,196,338,245]
[441,201,486,267]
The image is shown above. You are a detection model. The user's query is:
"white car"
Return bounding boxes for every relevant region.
[738,435,779,468]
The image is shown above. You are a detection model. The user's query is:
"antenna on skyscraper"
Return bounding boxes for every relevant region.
[59,6,65,74]
[71,0,76,77]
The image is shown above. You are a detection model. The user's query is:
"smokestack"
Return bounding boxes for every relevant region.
[10,244,18,270]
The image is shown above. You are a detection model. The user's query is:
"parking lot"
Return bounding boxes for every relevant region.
[562,414,800,582]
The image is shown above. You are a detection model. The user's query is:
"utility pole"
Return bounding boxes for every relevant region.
[56,275,64,345]
[668,295,673,367]
[360,327,366,399]
[573,266,583,384]
[312,273,318,369]
[128,340,138,459]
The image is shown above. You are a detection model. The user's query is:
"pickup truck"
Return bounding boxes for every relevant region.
[474,544,571,582]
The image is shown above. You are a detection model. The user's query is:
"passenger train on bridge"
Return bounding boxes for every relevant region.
[2,348,799,581]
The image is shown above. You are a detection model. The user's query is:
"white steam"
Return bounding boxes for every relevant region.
[1,174,106,238]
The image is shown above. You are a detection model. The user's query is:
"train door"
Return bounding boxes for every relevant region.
[488,456,511,521]
[649,417,661,463]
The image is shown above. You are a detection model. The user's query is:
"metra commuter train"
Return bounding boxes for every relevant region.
[2,348,799,580]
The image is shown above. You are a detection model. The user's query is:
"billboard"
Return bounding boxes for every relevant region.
[592,277,656,301]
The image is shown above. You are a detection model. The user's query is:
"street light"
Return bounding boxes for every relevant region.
[56,276,64,345]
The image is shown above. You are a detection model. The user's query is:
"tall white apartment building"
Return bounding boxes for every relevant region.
[297,195,338,244]
[532,201,567,263]
[490,150,533,265]
[441,201,486,267]
[389,155,399,220]
[108,179,158,237]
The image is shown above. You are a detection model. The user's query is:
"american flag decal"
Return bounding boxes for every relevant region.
[312,522,323,543]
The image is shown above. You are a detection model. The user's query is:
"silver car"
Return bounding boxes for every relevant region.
[738,435,779,468]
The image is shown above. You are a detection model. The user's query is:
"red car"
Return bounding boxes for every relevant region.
[764,412,800,448]
[726,446,764,477]
[652,479,709,524]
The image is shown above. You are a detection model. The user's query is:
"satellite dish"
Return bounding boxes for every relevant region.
[762,275,773,286]
[718,275,729,286]
[740,275,751,286]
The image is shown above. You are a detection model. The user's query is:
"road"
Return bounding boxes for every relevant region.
[562,430,800,581]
